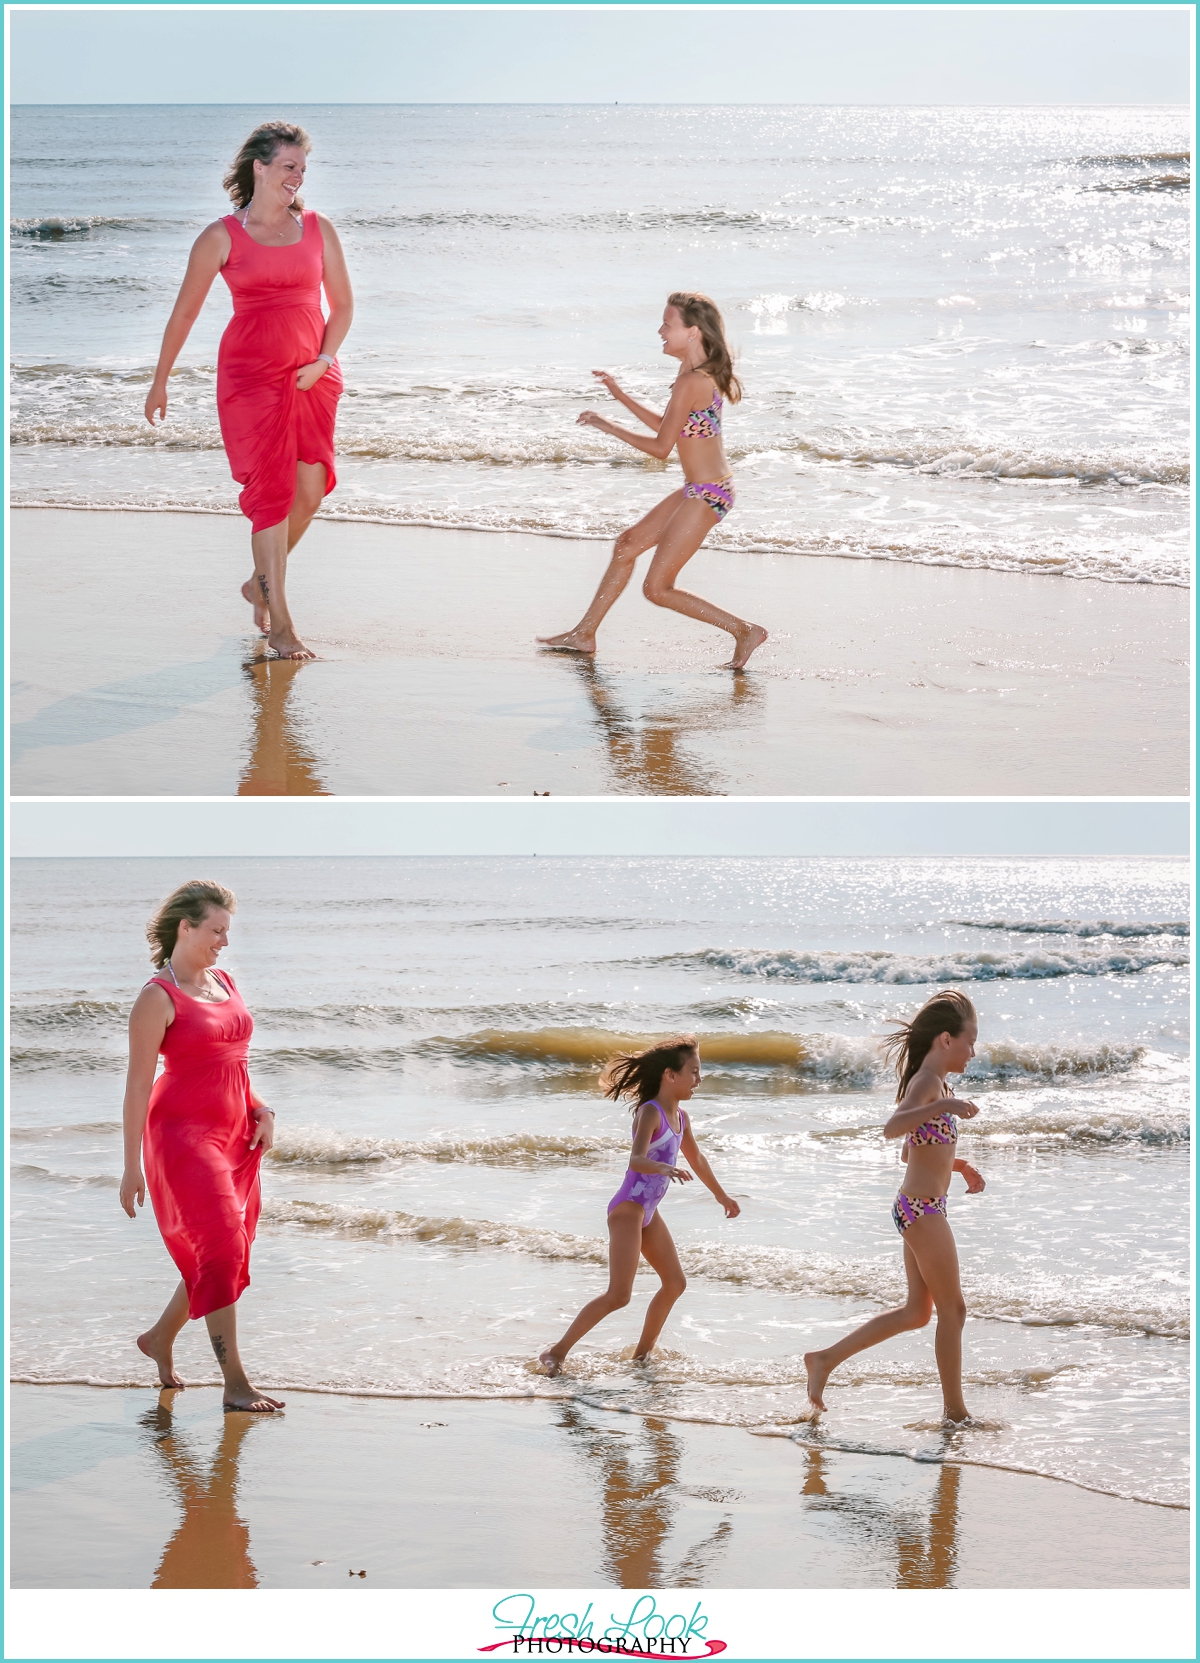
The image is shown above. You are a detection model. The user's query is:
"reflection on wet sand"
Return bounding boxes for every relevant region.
[140,1390,259,1588]
[558,1404,733,1588]
[237,655,329,796]
[798,1443,960,1588]
[558,657,764,796]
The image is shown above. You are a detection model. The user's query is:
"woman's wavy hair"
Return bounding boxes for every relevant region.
[881,990,976,1102]
[667,291,742,403]
[146,881,237,969]
[601,1036,698,1111]
[223,121,311,211]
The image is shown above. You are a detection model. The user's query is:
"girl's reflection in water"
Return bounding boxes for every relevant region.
[798,1444,961,1588]
[139,1389,260,1588]
[238,655,329,796]
[558,1404,733,1589]
[559,657,763,797]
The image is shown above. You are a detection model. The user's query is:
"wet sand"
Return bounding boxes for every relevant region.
[10,509,1189,797]
[9,1383,1188,1591]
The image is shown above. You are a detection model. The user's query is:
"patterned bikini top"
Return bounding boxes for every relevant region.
[904,1111,957,1150]
[679,391,723,440]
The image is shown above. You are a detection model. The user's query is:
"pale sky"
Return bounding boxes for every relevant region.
[9,6,1192,105]
[8,800,1189,858]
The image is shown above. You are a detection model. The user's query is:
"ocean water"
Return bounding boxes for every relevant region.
[9,855,1191,1511]
[9,103,1190,585]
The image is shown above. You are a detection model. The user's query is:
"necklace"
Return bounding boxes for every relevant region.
[166,961,222,1001]
[241,204,298,241]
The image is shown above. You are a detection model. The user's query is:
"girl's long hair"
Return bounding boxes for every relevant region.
[146,880,236,969]
[881,989,976,1103]
[223,120,311,211]
[667,291,743,403]
[602,1036,698,1111]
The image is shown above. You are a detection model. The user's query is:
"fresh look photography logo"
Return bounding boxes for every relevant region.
[480,1595,728,1657]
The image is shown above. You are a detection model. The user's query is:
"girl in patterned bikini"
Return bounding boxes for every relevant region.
[538,293,768,670]
[539,1038,740,1376]
[804,990,987,1424]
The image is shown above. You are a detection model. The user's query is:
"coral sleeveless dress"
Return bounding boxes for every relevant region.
[142,969,263,1319]
[217,208,343,533]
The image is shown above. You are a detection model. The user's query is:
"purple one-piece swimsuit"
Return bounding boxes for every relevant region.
[607,1100,687,1227]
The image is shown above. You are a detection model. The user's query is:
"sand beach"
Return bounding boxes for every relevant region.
[9,509,1189,796]
[9,1383,1189,1590]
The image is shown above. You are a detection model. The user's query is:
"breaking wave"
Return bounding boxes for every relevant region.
[670,943,1189,983]
[268,1126,623,1168]
[948,919,1189,940]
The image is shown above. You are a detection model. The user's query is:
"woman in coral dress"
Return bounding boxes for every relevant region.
[145,121,353,660]
[121,880,282,1412]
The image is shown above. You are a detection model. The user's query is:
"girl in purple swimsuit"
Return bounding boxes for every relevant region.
[538,292,768,671]
[804,991,986,1425]
[539,1038,740,1376]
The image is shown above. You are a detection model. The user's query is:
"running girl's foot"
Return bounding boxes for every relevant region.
[266,630,317,661]
[803,1349,832,1413]
[942,1406,972,1425]
[223,1383,285,1413]
[539,1348,564,1377]
[241,578,270,635]
[724,624,768,671]
[537,630,596,655]
[137,1330,185,1389]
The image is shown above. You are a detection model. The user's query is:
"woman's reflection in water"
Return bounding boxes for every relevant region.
[558,1405,732,1588]
[237,654,329,796]
[798,1443,960,1588]
[139,1389,260,1588]
[559,656,763,796]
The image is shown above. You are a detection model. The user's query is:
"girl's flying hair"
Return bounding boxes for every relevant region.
[602,1036,698,1110]
[881,989,976,1102]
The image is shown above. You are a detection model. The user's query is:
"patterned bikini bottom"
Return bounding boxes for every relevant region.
[683,477,735,522]
[892,1192,948,1235]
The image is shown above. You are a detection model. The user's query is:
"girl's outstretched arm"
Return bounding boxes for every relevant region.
[680,1119,740,1217]
[883,1093,979,1140]
[591,371,662,431]
[576,371,702,461]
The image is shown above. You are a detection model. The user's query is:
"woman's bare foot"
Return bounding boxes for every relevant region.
[724,624,768,671]
[537,630,596,655]
[942,1407,972,1425]
[241,578,270,636]
[137,1330,185,1389]
[539,1348,564,1377]
[223,1384,285,1413]
[803,1349,832,1413]
[266,630,317,661]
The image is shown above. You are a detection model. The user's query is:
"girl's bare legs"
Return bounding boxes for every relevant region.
[137,1278,190,1388]
[203,1303,285,1413]
[631,1211,687,1359]
[242,461,326,650]
[804,1216,969,1420]
[539,1202,646,1374]
[642,500,768,669]
[538,491,688,653]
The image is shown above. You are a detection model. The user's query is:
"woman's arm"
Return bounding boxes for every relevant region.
[144,222,230,425]
[680,1120,740,1217]
[120,984,172,1215]
[247,1081,276,1153]
[576,372,701,462]
[296,214,355,392]
[628,1102,692,1182]
[591,371,662,432]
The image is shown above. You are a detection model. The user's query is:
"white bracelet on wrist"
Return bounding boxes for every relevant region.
[317,353,334,366]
